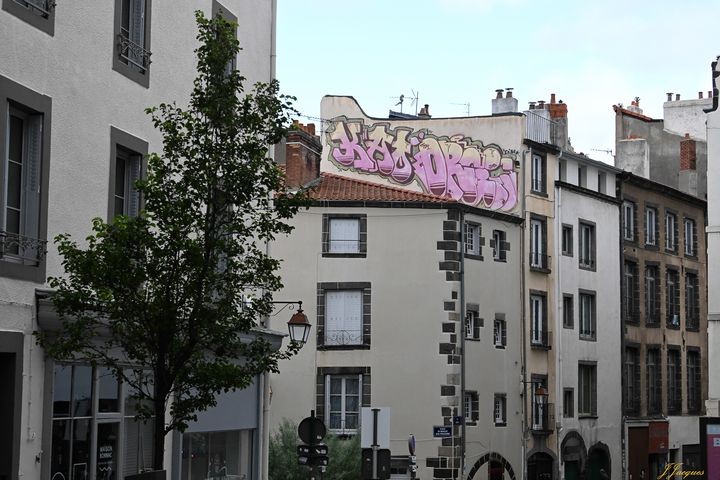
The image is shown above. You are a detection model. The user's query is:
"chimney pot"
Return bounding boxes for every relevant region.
[307,123,316,136]
[506,90,513,98]
[496,89,504,99]
[676,94,681,101]
[667,92,673,102]
[710,91,713,98]
[699,91,704,99]
[529,101,536,110]
[538,100,545,109]
[550,93,556,104]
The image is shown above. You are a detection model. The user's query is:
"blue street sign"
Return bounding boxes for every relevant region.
[433,426,452,438]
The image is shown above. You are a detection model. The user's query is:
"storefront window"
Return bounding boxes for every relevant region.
[181,430,253,480]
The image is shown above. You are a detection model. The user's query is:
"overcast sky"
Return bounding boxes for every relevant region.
[276,0,719,164]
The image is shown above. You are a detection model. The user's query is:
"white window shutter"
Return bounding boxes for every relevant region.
[344,291,362,343]
[325,291,343,345]
[329,219,359,253]
[127,155,142,217]
[22,115,42,244]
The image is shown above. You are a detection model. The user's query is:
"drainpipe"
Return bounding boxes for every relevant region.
[618,176,627,480]
[460,207,467,480]
[554,150,564,479]
[520,148,529,480]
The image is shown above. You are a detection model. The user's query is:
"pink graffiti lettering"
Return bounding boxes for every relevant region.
[326,118,519,212]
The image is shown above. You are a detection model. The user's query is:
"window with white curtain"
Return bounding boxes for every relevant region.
[325,290,363,346]
[326,375,361,433]
[329,218,360,253]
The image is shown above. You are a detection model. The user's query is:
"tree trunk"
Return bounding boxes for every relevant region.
[153,380,166,471]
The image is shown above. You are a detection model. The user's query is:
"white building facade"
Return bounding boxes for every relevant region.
[0,1,278,479]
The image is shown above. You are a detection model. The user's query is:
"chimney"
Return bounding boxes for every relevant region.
[710,90,713,98]
[676,94,681,101]
[284,121,321,188]
[492,89,518,114]
[680,133,697,170]
[528,101,536,110]
[548,93,568,119]
[699,91,704,99]
[418,104,432,118]
[667,92,673,102]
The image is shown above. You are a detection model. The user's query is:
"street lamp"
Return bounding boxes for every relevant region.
[268,300,311,345]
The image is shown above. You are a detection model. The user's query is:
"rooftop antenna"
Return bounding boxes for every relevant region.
[392,94,405,112]
[452,101,471,116]
[591,148,615,158]
[409,90,420,115]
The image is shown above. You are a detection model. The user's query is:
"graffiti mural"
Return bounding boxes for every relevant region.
[326,117,519,212]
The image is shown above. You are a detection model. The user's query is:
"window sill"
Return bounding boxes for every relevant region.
[685,326,700,333]
[665,324,680,330]
[317,344,371,351]
[465,253,483,261]
[493,257,507,263]
[684,253,697,260]
[531,190,548,198]
[465,421,478,427]
[578,263,596,272]
[644,243,659,251]
[1,0,55,35]
[112,57,150,88]
[494,345,506,350]
[665,248,678,255]
[0,259,46,283]
[322,252,367,258]
[530,343,552,351]
[645,321,661,328]
[578,415,598,420]
[561,251,573,257]
[579,335,596,342]
[494,422,507,427]
[530,265,551,274]
[465,337,481,342]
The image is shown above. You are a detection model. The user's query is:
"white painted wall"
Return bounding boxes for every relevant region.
[663,99,712,140]
[555,158,622,479]
[0,1,275,477]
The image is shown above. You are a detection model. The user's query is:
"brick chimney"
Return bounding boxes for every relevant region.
[547,93,568,119]
[680,133,697,170]
[284,121,321,188]
[679,133,698,196]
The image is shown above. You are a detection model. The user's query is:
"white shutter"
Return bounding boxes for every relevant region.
[325,290,362,345]
[127,155,141,217]
[329,218,359,253]
[22,115,42,260]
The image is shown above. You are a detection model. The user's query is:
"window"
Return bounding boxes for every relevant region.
[464,222,481,257]
[465,309,480,340]
[686,272,700,330]
[562,294,574,329]
[645,206,658,246]
[624,260,639,323]
[492,229,507,262]
[113,0,153,87]
[597,172,606,194]
[561,224,573,257]
[684,218,697,256]
[322,214,366,257]
[50,365,154,480]
[181,430,253,480]
[530,217,548,270]
[464,391,479,424]
[666,269,680,328]
[493,394,507,426]
[531,378,548,430]
[0,75,51,282]
[563,388,574,418]
[645,265,660,325]
[624,347,640,415]
[578,364,597,417]
[578,221,595,269]
[530,293,547,347]
[531,153,545,193]
[212,0,238,75]
[2,0,55,35]
[109,128,147,220]
[559,159,567,182]
[326,375,361,433]
[578,166,587,188]
[493,317,507,348]
[687,350,701,413]
[579,292,596,340]
[665,211,678,252]
[623,201,636,241]
[325,290,363,346]
[646,348,661,414]
[667,348,682,414]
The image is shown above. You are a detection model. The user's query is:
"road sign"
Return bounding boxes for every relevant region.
[453,415,464,425]
[361,407,391,449]
[433,425,452,438]
[361,448,391,480]
[298,416,326,444]
[297,445,310,456]
[408,434,416,455]
[297,443,329,466]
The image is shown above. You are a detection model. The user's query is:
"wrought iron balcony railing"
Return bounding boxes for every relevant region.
[324,329,363,347]
[118,29,151,72]
[530,330,552,350]
[529,252,550,271]
[530,402,554,434]
[15,0,55,18]
[0,230,47,265]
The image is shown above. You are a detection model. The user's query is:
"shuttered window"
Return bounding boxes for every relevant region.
[578,364,596,416]
[579,292,596,340]
[114,146,142,217]
[493,319,506,348]
[329,218,360,253]
[325,290,363,346]
[493,394,506,425]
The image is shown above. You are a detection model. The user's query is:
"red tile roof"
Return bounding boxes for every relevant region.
[612,105,655,122]
[306,172,452,203]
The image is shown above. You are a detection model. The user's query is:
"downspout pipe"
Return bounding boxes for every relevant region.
[520,148,529,480]
[618,176,628,480]
[460,208,466,479]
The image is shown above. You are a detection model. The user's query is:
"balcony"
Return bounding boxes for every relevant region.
[530,402,554,434]
[0,230,47,266]
[17,0,55,18]
[529,252,551,273]
[118,30,152,73]
[321,329,366,349]
[530,330,552,350]
[525,110,559,145]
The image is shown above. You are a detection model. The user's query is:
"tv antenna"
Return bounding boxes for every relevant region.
[409,90,419,115]
[591,148,614,158]
[452,101,471,116]
[392,94,405,112]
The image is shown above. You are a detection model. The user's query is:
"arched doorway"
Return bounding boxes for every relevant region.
[527,452,554,480]
[561,431,587,480]
[586,442,611,480]
[467,452,517,480]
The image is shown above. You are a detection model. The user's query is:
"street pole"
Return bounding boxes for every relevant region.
[309,410,316,480]
[372,408,380,480]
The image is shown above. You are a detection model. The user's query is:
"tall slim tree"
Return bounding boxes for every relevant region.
[36,11,305,471]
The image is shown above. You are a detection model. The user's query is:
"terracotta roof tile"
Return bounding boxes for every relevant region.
[612,105,655,122]
[306,172,453,204]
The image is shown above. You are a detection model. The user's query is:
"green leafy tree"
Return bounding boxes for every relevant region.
[35,11,304,471]
[269,419,361,480]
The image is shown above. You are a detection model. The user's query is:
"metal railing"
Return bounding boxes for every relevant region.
[529,252,550,271]
[525,110,558,145]
[0,230,47,265]
[118,29,152,72]
[530,402,554,433]
[15,0,55,18]
[324,329,363,346]
[530,330,552,349]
